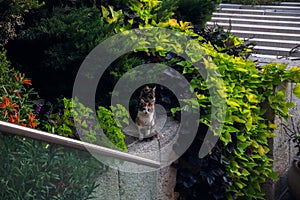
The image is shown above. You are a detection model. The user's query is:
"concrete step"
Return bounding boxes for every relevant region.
[212,12,300,22]
[228,30,300,41]
[253,45,300,57]
[246,38,300,48]
[218,8,300,16]
[250,53,300,60]
[219,3,300,11]
[210,17,300,27]
[206,21,300,34]
[280,2,300,6]
[210,2,300,58]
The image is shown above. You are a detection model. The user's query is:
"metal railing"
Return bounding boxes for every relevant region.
[0,120,161,168]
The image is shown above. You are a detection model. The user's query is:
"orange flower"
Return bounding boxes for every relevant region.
[15,92,21,98]
[9,113,23,124]
[23,79,32,86]
[14,73,22,81]
[0,96,10,108]
[9,114,16,123]
[0,96,19,111]
[28,112,37,128]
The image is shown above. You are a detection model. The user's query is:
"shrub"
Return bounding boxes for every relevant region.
[0,133,101,199]
[197,24,255,59]
[0,0,43,44]
[177,0,221,27]
[0,47,38,128]
[8,6,123,100]
[37,98,128,151]
[5,0,300,199]
[0,48,102,199]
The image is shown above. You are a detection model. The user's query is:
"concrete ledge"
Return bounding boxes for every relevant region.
[251,54,300,61]
[253,45,300,57]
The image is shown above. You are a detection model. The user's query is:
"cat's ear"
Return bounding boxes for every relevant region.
[152,86,156,94]
[140,98,145,104]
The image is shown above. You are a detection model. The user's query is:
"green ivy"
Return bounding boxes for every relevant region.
[40,98,128,152]
[106,1,300,198]
[97,105,128,152]
[201,44,300,199]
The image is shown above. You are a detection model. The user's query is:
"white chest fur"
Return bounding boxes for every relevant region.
[137,110,155,127]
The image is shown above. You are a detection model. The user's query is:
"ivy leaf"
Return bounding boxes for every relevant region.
[269,172,278,180]
[258,145,265,156]
[232,115,246,124]
[293,83,300,99]
[246,94,259,103]
[220,131,231,145]
[226,100,240,107]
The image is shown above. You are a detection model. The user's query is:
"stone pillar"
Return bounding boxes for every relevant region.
[92,167,158,200]
[263,82,299,200]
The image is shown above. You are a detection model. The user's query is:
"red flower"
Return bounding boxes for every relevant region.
[23,79,32,86]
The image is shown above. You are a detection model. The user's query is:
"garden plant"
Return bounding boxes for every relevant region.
[1,0,300,199]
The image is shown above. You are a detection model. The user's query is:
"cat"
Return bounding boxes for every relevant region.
[135,86,156,140]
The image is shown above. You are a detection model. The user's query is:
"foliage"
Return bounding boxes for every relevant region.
[0,47,38,128]
[197,24,255,59]
[4,0,300,199]
[23,6,122,71]
[97,104,129,151]
[177,0,221,27]
[124,0,178,28]
[175,139,233,200]
[0,0,44,44]
[8,6,123,100]
[282,117,300,158]
[0,133,101,200]
[37,98,128,151]
[100,1,300,198]
[7,0,218,100]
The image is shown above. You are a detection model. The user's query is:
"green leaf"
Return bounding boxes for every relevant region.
[227,100,240,107]
[269,172,278,180]
[293,83,300,99]
[232,115,246,124]
[220,131,232,145]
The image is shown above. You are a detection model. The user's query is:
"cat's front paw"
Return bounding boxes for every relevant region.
[139,135,144,141]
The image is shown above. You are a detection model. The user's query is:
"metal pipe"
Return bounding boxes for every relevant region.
[0,120,161,168]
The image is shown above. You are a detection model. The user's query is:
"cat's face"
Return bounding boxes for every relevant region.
[137,85,156,115]
[139,86,156,102]
[138,99,154,115]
